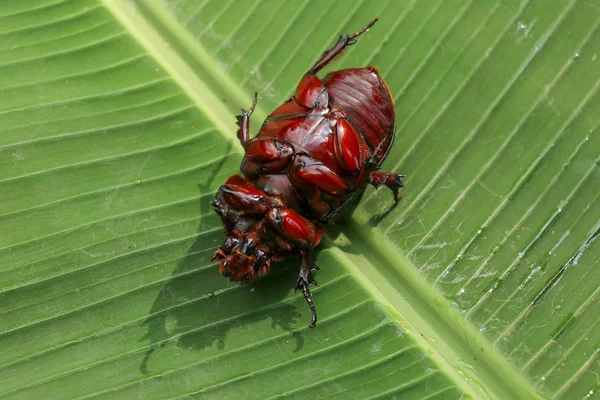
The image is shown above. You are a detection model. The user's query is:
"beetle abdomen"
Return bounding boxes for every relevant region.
[322,67,395,166]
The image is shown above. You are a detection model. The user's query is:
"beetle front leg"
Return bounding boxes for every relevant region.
[241,137,294,178]
[296,248,319,328]
[266,208,321,328]
[308,18,378,75]
[369,171,405,201]
[236,92,258,145]
[212,184,269,218]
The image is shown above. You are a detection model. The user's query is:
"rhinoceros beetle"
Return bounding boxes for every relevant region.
[211,19,403,328]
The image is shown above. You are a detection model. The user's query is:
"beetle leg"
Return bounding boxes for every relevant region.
[295,73,328,109]
[265,208,320,327]
[212,184,270,217]
[255,245,273,277]
[297,249,319,287]
[308,18,378,75]
[331,114,363,173]
[236,92,258,145]
[289,154,349,197]
[241,137,294,178]
[266,208,317,249]
[369,171,405,201]
[296,249,319,328]
[298,280,317,328]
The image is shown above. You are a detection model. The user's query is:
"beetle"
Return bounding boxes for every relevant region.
[211,19,403,328]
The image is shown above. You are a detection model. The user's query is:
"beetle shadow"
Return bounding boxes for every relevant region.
[138,141,303,374]
[323,189,402,257]
[367,198,401,227]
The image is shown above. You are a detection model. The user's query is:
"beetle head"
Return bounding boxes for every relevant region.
[211,228,271,284]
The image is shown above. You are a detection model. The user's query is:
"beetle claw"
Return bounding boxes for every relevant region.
[396,174,405,188]
[348,18,378,41]
[311,264,320,271]
[240,93,258,118]
[294,276,308,292]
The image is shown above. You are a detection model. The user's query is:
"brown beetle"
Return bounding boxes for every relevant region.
[212,19,403,327]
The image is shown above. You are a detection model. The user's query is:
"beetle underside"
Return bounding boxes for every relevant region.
[211,19,404,328]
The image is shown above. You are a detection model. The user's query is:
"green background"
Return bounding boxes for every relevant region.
[0,1,599,399]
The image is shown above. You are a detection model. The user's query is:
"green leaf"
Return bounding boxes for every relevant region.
[1,1,598,399]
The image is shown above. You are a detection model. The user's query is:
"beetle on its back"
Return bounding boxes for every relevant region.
[211,19,404,327]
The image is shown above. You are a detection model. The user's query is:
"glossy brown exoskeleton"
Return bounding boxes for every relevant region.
[211,19,403,327]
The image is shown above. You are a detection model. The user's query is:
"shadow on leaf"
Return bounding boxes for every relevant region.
[138,142,303,374]
[367,199,401,227]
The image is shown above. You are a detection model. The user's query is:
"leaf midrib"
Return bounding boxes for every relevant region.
[101,1,541,399]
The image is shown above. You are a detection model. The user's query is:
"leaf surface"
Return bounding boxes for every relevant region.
[1,1,599,399]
